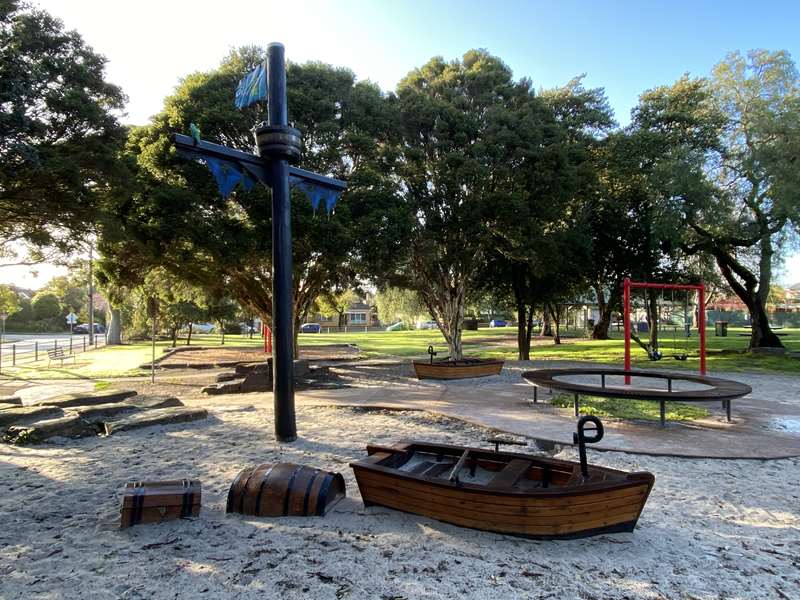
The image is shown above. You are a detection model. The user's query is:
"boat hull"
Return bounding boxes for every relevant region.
[412,359,504,380]
[351,442,654,539]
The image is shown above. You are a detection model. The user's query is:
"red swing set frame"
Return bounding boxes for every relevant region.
[623,278,706,381]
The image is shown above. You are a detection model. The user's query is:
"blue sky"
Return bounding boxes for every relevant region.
[7,0,800,287]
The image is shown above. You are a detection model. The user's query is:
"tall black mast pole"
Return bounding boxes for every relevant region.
[256,42,301,442]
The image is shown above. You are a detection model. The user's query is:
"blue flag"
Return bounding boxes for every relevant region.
[235,63,267,109]
[290,176,343,214]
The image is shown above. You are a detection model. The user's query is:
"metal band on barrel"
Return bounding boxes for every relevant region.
[282,466,303,516]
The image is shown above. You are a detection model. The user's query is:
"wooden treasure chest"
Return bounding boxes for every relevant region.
[120,479,201,529]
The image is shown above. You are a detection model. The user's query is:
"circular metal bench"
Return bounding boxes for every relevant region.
[521,368,752,427]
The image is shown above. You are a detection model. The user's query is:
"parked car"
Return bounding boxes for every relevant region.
[489,319,507,328]
[191,322,215,334]
[416,320,438,330]
[300,323,322,333]
[385,321,405,331]
[73,323,105,334]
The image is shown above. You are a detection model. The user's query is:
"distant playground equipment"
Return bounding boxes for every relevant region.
[623,278,707,382]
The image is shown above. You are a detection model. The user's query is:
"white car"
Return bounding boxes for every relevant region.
[416,320,438,330]
[188,322,215,334]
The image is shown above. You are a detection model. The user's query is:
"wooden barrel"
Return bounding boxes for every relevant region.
[226,463,345,517]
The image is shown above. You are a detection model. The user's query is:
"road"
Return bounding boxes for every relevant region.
[0,332,106,366]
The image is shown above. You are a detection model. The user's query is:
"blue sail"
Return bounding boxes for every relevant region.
[203,156,254,198]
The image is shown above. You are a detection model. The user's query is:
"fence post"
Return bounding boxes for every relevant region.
[35,341,38,362]
[12,344,15,366]
[69,336,73,354]
[54,339,58,351]
[94,335,98,349]
[83,337,86,352]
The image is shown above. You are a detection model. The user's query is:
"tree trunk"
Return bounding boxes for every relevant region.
[711,245,784,349]
[186,323,193,345]
[591,285,619,340]
[516,301,530,360]
[107,307,122,345]
[540,311,552,337]
[748,294,783,349]
[548,304,562,344]
[220,320,225,345]
[512,265,531,360]
[171,327,178,347]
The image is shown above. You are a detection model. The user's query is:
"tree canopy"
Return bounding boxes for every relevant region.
[99,48,391,344]
[0,1,127,266]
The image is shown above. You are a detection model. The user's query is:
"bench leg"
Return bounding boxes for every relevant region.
[574,394,579,417]
[660,400,666,428]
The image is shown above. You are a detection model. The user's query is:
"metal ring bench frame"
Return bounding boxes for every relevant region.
[522,368,752,427]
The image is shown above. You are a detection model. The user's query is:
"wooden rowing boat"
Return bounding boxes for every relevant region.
[412,358,504,380]
[350,423,654,539]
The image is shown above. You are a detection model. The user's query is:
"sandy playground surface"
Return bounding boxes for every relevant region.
[1,379,799,600]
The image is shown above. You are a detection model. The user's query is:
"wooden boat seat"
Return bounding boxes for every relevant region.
[409,461,435,475]
[423,462,454,478]
[487,459,532,489]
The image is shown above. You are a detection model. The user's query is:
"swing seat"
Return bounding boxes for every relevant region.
[648,349,663,361]
[672,354,688,361]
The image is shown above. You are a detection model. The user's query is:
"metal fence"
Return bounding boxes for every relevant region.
[0,335,107,368]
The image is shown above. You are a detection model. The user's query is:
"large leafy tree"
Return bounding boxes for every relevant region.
[387,50,558,359]
[637,51,799,349]
[101,48,392,347]
[0,1,127,266]
[487,79,612,357]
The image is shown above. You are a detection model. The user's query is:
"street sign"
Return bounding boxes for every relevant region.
[66,312,78,325]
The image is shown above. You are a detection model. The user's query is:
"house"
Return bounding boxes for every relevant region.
[312,296,379,329]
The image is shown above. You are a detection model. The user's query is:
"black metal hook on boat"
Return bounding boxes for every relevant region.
[573,415,604,479]
[427,345,437,364]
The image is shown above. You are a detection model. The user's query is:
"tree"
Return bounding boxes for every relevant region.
[642,51,800,349]
[482,78,611,358]
[0,284,21,317]
[387,50,554,359]
[316,289,358,327]
[374,287,426,327]
[132,269,203,346]
[31,292,61,320]
[101,49,391,354]
[0,1,127,265]
[204,295,238,344]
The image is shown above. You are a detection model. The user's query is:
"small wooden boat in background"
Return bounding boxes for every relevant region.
[350,418,655,539]
[412,358,504,380]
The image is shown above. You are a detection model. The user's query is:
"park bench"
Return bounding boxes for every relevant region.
[47,347,76,367]
[522,368,752,427]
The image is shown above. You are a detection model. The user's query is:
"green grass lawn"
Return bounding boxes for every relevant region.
[550,393,710,422]
[1,326,797,381]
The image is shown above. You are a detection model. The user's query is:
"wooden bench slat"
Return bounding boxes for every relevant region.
[487,459,532,489]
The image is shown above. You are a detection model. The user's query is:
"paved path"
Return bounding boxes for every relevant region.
[5,358,798,459]
[297,361,800,459]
